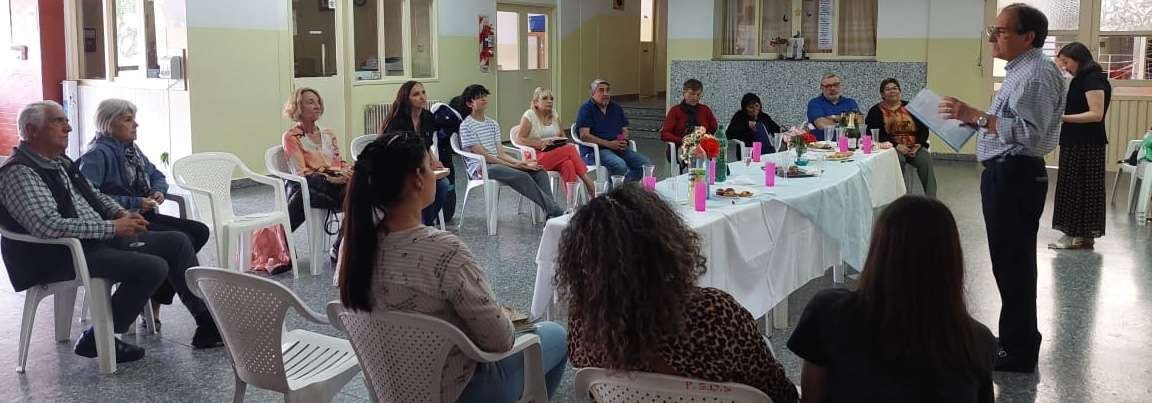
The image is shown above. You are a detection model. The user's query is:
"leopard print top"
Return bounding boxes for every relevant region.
[568,287,799,403]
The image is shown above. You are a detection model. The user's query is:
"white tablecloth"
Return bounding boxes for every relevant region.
[530,148,906,319]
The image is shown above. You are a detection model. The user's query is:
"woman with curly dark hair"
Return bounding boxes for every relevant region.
[555,185,798,403]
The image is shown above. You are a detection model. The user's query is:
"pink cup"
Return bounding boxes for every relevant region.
[862,135,873,154]
[708,159,717,185]
[752,142,762,162]
[765,162,776,187]
[694,181,707,211]
[642,176,656,191]
[838,136,849,152]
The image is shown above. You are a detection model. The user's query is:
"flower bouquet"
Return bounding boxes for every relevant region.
[781,127,817,165]
[680,126,722,165]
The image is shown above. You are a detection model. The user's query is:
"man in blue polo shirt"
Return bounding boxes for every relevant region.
[806,73,860,138]
[576,79,651,182]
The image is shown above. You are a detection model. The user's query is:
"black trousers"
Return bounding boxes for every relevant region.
[980,155,1048,361]
[84,231,210,333]
[144,212,210,305]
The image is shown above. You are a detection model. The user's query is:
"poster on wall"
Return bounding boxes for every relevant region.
[817,0,833,50]
[84,28,97,52]
[479,16,494,73]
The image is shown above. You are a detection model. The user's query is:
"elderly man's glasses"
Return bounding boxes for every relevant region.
[821,82,842,88]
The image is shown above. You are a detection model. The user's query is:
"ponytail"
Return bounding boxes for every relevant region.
[337,132,429,311]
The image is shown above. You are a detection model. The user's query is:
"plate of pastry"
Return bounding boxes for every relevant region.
[824,151,855,161]
[714,187,756,199]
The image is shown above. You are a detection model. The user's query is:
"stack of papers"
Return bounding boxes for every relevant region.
[906,89,978,152]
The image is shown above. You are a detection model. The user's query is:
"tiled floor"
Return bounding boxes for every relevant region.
[2,140,1151,402]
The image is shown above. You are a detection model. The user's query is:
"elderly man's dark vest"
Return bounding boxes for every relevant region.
[0,150,111,291]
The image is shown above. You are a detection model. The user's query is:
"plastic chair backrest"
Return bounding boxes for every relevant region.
[351,134,378,161]
[1122,139,1143,165]
[265,146,293,176]
[575,367,774,403]
[509,126,537,160]
[171,152,242,234]
[450,133,488,181]
[327,302,482,403]
[186,267,307,392]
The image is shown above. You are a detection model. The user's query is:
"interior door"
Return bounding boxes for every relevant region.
[290,0,348,144]
[496,5,553,139]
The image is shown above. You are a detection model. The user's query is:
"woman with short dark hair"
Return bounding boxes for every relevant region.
[727,93,782,154]
[556,185,798,403]
[1049,42,1111,249]
[788,196,996,402]
[864,78,937,197]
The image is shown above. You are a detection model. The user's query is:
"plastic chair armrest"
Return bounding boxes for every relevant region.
[464,333,541,363]
[0,233,92,286]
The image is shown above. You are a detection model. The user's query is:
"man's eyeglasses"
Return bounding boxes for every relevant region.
[822,82,842,88]
[985,26,1017,39]
[48,117,69,125]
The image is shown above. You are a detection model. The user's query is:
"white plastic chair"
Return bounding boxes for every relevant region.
[350,134,377,161]
[265,146,335,277]
[1110,139,1145,210]
[326,302,548,403]
[575,367,774,403]
[186,267,360,403]
[171,152,301,278]
[510,126,563,201]
[0,226,122,374]
[450,133,539,235]
[570,124,637,180]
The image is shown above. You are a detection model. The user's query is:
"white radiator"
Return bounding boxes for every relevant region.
[363,103,391,135]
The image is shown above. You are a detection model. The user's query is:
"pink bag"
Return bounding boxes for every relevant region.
[250,225,292,274]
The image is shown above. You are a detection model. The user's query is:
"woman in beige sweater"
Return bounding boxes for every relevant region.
[337,131,567,403]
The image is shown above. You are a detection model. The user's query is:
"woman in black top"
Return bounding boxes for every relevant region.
[788,196,996,403]
[726,93,781,155]
[1050,42,1111,249]
[864,78,937,197]
[379,81,453,227]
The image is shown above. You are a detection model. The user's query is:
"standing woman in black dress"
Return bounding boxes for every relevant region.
[1050,42,1111,249]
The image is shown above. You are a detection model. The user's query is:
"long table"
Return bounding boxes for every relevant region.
[530,148,906,321]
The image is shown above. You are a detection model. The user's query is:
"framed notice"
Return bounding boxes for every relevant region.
[817,0,833,50]
[83,28,97,52]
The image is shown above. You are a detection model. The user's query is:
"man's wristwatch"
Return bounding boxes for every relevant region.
[975,114,990,128]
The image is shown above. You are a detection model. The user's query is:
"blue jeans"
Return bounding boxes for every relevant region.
[422,178,452,226]
[457,321,568,403]
[592,148,650,182]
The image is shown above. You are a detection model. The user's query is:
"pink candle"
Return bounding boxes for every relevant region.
[642,176,656,191]
[838,136,849,152]
[862,135,873,154]
[765,162,776,187]
[694,180,707,211]
[708,159,716,185]
[752,142,762,162]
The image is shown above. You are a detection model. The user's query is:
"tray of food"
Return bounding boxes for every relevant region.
[824,151,855,161]
[808,141,835,151]
[714,187,755,199]
[769,165,821,178]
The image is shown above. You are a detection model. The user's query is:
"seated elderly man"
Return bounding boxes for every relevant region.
[576,79,652,182]
[0,101,222,364]
[806,73,860,137]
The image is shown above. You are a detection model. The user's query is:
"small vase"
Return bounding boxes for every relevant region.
[795,146,807,165]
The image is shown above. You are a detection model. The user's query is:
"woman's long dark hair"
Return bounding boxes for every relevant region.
[855,196,979,372]
[1058,42,1101,75]
[554,185,707,369]
[338,131,429,311]
[380,80,422,134]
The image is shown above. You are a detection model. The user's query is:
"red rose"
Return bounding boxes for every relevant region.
[699,137,721,159]
[803,132,818,143]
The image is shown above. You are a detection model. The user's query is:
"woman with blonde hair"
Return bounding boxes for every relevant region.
[515,87,594,197]
[280,87,349,264]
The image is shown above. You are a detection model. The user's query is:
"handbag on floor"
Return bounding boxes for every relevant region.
[250,225,292,275]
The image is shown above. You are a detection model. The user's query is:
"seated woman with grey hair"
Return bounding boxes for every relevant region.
[79,98,211,331]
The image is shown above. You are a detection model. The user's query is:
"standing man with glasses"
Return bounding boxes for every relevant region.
[806,74,860,137]
[938,3,1064,373]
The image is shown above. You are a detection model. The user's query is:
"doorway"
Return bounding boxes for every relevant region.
[290,0,348,140]
[495,4,554,136]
